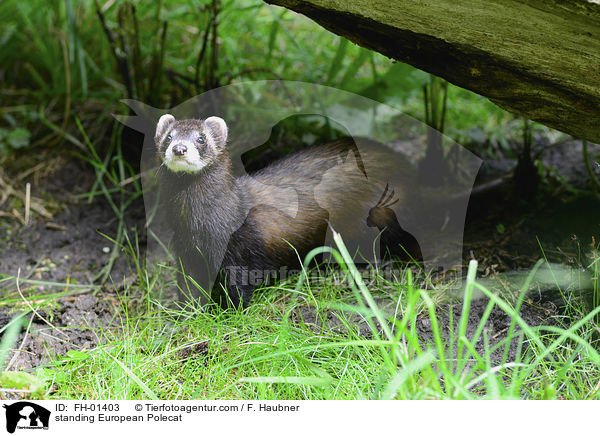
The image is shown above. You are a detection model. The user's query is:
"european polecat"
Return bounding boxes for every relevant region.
[154,115,420,307]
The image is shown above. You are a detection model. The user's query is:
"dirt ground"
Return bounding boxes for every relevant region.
[0,158,146,370]
[0,138,598,371]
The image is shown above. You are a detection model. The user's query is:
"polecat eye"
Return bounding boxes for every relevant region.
[196,134,206,145]
[166,134,172,142]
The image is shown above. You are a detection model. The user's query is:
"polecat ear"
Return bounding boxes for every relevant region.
[204,116,228,148]
[155,114,175,139]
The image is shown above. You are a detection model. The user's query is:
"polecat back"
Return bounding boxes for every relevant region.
[154,115,419,307]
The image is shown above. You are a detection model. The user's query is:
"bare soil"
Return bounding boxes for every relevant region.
[0,138,598,370]
[0,158,146,370]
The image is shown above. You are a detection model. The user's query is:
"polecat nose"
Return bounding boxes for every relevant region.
[172,144,187,156]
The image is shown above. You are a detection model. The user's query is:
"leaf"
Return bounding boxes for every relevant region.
[326,37,349,84]
[0,315,24,370]
[340,47,370,87]
[356,62,430,102]
[0,371,45,397]
[66,349,91,361]
[7,127,31,149]
[266,18,281,63]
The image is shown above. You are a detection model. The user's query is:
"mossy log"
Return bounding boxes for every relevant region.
[265,0,600,142]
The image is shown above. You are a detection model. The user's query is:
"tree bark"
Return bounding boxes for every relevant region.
[265,0,600,143]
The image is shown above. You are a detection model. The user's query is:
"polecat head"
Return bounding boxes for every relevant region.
[154,114,228,174]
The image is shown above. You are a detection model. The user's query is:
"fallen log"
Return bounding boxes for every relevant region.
[266,0,600,142]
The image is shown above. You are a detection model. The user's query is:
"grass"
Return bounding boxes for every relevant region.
[1,0,599,402]
[0,0,529,164]
[1,139,599,401]
[1,227,598,400]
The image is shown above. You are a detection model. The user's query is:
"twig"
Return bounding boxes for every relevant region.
[5,313,35,371]
[118,171,143,187]
[16,269,69,340]
[24,183,30,226]
[0,388,33,394]
[194,6,212,93]
[45,222,67,231]
[209,0,220,89]
[165,69,194,95]
[16,162,46,181]
[95,0,134,99]
[583,139,600,192]
[116,4,136,99]
[149,20,168,105]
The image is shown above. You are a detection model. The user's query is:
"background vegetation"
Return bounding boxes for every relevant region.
[0,0,598,400]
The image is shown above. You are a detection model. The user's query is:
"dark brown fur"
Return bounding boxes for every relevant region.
[155,117,418,307]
